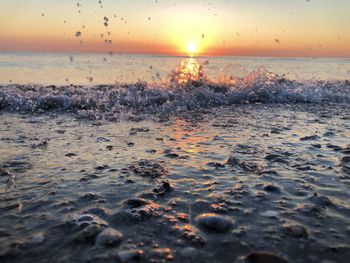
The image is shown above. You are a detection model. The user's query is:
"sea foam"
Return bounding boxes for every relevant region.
[1,59,349,120]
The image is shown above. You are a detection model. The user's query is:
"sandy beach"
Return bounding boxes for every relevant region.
[1,101,349,262]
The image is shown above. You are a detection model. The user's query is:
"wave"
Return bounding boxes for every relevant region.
[1,59,349,120]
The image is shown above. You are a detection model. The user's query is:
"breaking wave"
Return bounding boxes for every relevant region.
[1,58,349,120]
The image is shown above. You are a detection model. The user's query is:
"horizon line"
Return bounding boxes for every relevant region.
[1,49,350,60]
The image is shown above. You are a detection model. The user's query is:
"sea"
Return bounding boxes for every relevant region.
[0,52,349,119]
[0,52,349,85]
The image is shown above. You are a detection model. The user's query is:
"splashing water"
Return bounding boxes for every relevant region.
[170,58,207,86]
[0,58,350,121]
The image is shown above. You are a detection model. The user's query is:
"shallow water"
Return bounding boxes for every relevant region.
[1,52,350,85]
[1,104,350,262]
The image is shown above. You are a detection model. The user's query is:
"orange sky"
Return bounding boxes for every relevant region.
[1,0,349,57]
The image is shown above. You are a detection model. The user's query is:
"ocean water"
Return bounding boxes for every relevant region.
[0,52,349,85]
[1,55,350,262]
[0,52,350,120]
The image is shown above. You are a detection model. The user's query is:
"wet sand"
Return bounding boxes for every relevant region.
[1,104,350,263]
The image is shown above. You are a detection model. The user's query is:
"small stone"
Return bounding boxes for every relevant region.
[207,162,225,168]
[130,127,150,133]
[124,198,150,208]
[95,164,109,170]
[65,153,77,157]
[265,154,282,161]
[283,223,308,238]
[84,207,110,217]
[77,214,95,222]
[95,228,123,247]
[196,213,234,232]
[153,181,172,196]
[226,156,240,165]
[243,251,290,263]
[124,201,161,221]
[300,135,319,141]
[165,152,179,158]
[80,192,100,201]
[75,224,104,242]
[263,184,281,193]
[0,168,12,177]
[106,145,113,151]
[31,140,48,148]
[326,144,343,151]
[129,160,168,178]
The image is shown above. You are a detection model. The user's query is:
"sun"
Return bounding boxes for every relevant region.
[187,42,197,55]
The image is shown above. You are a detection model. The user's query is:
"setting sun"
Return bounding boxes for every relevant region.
[187,42,197,55]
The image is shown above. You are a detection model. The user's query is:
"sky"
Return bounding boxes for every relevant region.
[0,0,349,57]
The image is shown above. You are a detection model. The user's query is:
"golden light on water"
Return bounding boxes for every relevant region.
[172,58,206,85]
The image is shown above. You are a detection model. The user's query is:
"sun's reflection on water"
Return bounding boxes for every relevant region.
[171,58,207,85]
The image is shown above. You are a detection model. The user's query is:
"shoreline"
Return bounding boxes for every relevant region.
[1,104,349,262]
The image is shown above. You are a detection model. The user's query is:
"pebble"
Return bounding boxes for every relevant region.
[106,145,113,151]
[283,223,308,238]
[153,181,172,196]
[116,199,161,221]
[95,228,123,247]
[84,207,110,217]
[265,154,283,161]
[243,251,290,263]
[68,213,108,232]
[173,224,206,245]
[77,214,95,222]
[207,162,225,168]
[75,224,104,242]
[196,213,234,232]
[0,168,12,177]
[271,157,289,164]
[31,140,48,148]
[263,184,281,193]
[326,144,343,151]
[129,160,168,178]
[95,164,109,170]
[80,192,100,201]
[300,135,319,141]
[130,127,150,133]
[124,198,150,208]
[165,152,179,158]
